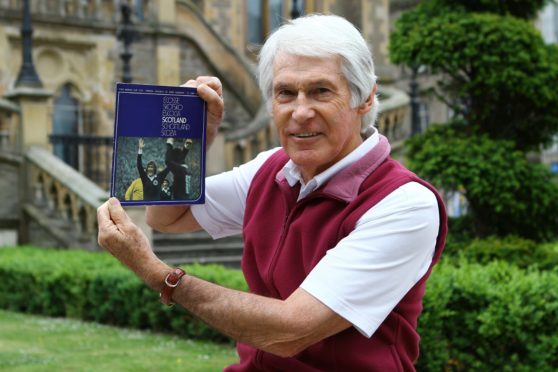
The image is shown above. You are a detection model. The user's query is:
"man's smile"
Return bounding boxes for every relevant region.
[292,132,320,138]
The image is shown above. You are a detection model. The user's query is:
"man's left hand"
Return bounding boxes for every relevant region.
[97,198,168,289]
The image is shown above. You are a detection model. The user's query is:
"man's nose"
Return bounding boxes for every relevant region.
[292,93,315,123]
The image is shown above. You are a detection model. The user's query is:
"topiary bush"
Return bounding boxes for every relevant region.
[0,246,247,343]
[446,236,558,270]
[391,6,558,151]
[390,0,558,244]
[405,124,558,241]
[418,260,558,371]
[423,0,555,20]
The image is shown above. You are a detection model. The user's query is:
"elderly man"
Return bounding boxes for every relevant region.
[98,14,447,371]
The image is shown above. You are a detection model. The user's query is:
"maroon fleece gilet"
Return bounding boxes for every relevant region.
[225,136,448,371]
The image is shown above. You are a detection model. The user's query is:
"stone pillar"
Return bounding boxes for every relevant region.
[156,42,181,85]
[203,0,244,52]
[154,1,180,86]
[156,0,176,24]
[5,87,53,151]
[206,128,227,176]
[361,0,395,81]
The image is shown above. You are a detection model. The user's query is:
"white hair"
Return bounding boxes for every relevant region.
[258,14,379,134]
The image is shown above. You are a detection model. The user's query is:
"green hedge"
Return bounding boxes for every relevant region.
[418,260,558,371]
[444,234,558,270]
[1,247,557,370]
[0,246,247,343]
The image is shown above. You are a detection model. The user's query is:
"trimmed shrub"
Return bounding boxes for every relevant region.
[405,125,558,241]
[444,235,558,271]
[419,260,558,371]
[2,246,558,370]
[0,246,247,342]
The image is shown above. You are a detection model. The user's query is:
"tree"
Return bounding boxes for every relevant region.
[419,0,555,20]
[406,123,558,241]
[390,1,558,240]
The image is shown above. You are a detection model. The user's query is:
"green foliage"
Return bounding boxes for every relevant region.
[392,2,558,242]
[406,124,558,241]
[391,11,558,151]
[444,235,558,270]
[418,260,558,371]
[0,247,247,343]
[421,0,555,19]
[2,246,558,369]
[446,216,475,245]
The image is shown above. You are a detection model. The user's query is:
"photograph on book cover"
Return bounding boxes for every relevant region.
[111,83,206,206]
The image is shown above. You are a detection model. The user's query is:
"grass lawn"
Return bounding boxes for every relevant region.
[0,310,238,371]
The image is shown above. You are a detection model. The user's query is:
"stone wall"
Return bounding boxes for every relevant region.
[0,152,21,246]
[0,152,21,224]
[179,38,252,132]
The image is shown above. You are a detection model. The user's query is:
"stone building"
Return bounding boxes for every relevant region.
[0,0,412,261]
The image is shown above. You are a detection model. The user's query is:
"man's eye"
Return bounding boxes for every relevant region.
[275,90,295,101]
[313,87,331,95]
[278,90,294,97]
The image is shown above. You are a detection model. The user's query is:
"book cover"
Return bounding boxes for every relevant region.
[110,83,206,205]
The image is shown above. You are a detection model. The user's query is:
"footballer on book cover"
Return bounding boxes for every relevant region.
[111,83,206,205]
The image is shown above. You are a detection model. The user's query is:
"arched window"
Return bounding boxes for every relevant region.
[247,0,305,47]
[52,83,80,167]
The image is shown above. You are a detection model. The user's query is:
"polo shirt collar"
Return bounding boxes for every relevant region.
[281,127,381,201]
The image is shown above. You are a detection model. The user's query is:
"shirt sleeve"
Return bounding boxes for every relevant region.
[299,182,440,338]
[191,148,281,239]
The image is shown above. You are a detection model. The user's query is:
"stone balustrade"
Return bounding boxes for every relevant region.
[376,85,411,150]
[24,145,108,249]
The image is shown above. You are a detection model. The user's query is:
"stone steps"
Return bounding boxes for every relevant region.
[152,230,243,268]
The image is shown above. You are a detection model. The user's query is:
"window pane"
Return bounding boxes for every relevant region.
[247,0,263,44]
[269,0,283,32]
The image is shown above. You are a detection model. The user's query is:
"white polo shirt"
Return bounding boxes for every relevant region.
[191,128,440,337]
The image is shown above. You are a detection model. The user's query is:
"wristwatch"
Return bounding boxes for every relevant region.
[160,268,186,306]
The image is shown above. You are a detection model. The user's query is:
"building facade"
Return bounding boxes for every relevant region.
[0,0,413,250]
[0,0,409,180]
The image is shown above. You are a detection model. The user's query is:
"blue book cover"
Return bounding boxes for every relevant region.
[110,83,206,205]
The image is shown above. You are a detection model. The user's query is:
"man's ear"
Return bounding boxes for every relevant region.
[357,84,377,115]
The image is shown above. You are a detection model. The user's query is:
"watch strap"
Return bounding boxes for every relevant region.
[160,268,186,306]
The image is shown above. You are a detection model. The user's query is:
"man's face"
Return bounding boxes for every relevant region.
[147,163,156,176]
[271,54,369,182]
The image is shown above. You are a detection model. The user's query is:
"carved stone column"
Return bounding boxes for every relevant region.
[7,0,53,150]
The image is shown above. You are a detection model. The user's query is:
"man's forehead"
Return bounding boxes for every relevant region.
[273,77,341,89]
[272,55,345,86]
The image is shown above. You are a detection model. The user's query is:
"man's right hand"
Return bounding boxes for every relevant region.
[145,78,221,234]
[181,76,224,148]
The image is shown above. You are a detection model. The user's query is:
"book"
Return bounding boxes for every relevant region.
[110,83,206,205]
